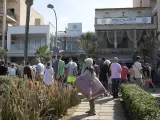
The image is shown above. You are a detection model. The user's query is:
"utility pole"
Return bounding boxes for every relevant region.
[2,0,7,49]
[24,0,33,63]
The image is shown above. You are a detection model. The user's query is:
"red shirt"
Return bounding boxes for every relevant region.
[121,66,129,80]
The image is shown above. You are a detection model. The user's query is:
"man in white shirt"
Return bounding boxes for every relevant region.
[110,57,122,98]
[133,56,143,87]
[36,59,45,82]
[65,58,77,83]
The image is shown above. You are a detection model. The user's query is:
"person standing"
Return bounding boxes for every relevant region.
[121,62,129,83]
[80,58,96,116]
[99,58,108,90]
[133,56,143,87]
[143,63,156,91]
[93,60,100,77]
[110,57,122,98]
[129,66,135,83]
[53,55,65,81]
[0,61,8,75]
[36,59,45,82]
[19,61,25,78]
[43,63,54,86]
[104,60,112,94]
[23,62,33,80]
[8,63,17,76]
[65,58,77,83]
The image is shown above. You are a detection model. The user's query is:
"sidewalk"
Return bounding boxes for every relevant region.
[70,96,126,120]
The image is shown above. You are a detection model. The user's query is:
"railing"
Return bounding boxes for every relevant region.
[10,44,37,51]
[0,8,16,20]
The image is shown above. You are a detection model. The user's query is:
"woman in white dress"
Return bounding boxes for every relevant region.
[43,63,54,86]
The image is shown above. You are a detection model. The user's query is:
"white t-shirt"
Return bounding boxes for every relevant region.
[133,62,142,78]
[8,67,17,76]
[65,61,77,76]
[110,62,122,79]
[36,63,45,75]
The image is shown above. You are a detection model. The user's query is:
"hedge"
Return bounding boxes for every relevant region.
[121,84,160,120]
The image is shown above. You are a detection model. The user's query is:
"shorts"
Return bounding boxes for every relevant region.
[67,76,76,83]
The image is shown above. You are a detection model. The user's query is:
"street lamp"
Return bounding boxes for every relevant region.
[47,4,58,60]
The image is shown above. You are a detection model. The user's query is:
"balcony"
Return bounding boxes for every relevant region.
[0,8,17,24]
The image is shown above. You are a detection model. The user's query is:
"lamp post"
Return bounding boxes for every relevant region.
[47,4,58,60]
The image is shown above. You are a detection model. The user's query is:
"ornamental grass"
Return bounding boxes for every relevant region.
[0,76,80,120]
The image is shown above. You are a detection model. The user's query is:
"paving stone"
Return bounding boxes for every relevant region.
[99,116,126,120]
[99,109,124,113]
[70,97,126,120]
[99,112,125,116]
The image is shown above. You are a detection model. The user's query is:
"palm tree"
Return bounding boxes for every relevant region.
[80,32,98,55]
[141,31,160,69]
[35,45,52,64]
[0,47,7,60]
[24,0,33,64]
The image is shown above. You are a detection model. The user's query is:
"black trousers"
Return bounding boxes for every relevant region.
[112,78,120,97]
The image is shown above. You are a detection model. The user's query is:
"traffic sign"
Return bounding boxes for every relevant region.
[53,47,59,55]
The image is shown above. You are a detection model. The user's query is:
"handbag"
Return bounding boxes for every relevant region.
[145,79,152,84]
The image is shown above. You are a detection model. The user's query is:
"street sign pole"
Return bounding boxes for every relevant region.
[53,46,59,60]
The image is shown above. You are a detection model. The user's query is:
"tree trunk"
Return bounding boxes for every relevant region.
[24,5,31,64]
[64,37,67,50]
[152,41,158,69]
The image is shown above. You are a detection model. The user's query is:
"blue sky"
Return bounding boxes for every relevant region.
[32,0,133,32]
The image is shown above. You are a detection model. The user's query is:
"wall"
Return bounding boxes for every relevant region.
[133,0,151,7]
[19,0,44,25]
[7,25,50,51]
[133,0,141,7]
[0,0,20,25]
[95,8,152,19]
[0,0,44,25]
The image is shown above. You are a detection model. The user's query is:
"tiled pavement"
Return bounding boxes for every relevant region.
[70,97,126,120]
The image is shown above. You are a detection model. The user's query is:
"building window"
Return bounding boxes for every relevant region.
[117,37,128,48]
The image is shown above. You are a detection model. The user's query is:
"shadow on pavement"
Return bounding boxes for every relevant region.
[95,97,114,104]
[69,114,88,120]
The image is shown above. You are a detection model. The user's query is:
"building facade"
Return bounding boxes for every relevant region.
[0,0,44,48]
[57,23,84,56]
[0,0,44,26]
[133,0,160,41]
[95,7,156,62]
[7,23,55,63]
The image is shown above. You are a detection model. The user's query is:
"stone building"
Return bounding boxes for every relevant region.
[95,7,157,63]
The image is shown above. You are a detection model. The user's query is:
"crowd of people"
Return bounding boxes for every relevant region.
[0,55,159,116]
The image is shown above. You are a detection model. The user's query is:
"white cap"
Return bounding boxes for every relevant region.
[85,58,93,67]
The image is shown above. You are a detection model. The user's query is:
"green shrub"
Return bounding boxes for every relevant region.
[121,84,160,120]
[0,76,80,119]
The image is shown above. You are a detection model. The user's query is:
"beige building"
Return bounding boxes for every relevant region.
[0,0,44,47]
[133,0,160,40]
[0,0,44,26]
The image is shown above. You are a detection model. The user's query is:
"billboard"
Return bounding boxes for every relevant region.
[67,23,82,37]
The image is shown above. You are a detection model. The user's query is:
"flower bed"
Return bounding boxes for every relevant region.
[121,84,160,120]
[0,76,80,120]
